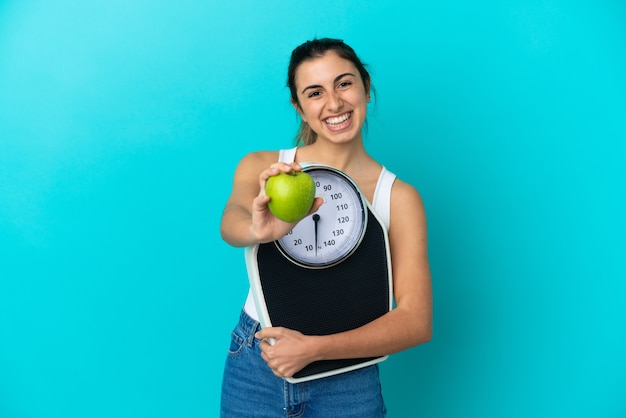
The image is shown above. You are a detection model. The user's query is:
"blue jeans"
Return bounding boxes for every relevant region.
[220,309,387,417]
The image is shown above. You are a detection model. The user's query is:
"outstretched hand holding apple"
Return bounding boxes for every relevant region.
[265,170,316,222]
[249,163,323,244]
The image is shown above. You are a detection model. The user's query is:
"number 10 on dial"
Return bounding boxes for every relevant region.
[275,164,368,269]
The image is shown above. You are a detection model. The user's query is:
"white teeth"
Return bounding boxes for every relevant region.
[325,112,351,125]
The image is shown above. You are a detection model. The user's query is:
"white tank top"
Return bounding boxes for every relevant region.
[243,147,396,320]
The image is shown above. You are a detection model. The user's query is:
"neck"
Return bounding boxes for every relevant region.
[296,140,378,184]
[302,140,367,170]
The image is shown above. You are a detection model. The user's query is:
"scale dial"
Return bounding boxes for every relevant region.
[275,164,368,268]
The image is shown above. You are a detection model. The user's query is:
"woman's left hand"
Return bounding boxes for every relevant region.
[255,327,318,379]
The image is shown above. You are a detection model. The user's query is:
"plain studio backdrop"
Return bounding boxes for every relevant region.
[1,1,624,417]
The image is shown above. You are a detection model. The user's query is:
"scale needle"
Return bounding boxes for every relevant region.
[312,214,320,256]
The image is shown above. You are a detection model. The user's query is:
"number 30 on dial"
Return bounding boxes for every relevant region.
[275,164,368,269]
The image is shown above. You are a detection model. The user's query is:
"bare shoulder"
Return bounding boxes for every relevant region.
[223,150,280,216]
[391,178,425,213]
[231,150,280,181]
[388,177,429,276]
[389,178,427,232]
[236,150,280,172]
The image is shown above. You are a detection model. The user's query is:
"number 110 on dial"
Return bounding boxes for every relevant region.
[275,165,368,269]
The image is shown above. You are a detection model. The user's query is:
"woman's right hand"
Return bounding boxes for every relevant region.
[249,162,323,244]
[220,152,323,248]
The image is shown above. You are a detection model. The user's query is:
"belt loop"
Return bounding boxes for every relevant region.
[247,327,256,347]
[240,308,260,347]
[248,320,260,347]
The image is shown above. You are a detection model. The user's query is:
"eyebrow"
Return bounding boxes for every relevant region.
[300,72,356,95]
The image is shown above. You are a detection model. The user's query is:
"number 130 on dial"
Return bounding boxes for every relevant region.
[275,164,368,269]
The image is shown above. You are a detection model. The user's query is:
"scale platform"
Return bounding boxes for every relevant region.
[245,205,393,383]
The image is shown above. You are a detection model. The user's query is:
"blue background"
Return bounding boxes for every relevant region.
[1,1,625,417]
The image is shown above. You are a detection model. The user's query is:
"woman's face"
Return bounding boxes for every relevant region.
[293,51,370,145]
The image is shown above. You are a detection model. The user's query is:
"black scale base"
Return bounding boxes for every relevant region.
[255,208,391,380]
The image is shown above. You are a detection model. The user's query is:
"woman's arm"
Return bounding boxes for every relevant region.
[220,151,323,247]
[256,179,432,378]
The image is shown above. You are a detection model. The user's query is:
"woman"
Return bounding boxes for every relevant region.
[220,38,432,417]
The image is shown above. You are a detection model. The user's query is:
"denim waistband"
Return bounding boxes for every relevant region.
[237,307,262,337]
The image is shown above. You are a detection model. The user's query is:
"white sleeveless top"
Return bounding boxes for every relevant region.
[243,147,396,320]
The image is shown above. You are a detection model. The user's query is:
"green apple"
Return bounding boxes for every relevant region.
[265,171,316,222]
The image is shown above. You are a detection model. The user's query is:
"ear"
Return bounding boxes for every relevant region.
[291,98,307,123]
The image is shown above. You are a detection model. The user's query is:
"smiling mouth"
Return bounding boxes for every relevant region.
[324,112,352,128]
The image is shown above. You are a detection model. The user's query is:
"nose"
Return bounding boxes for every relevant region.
[326,91,343,112]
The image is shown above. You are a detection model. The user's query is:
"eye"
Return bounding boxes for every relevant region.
[307,90,323,98]
[338,81,352,89]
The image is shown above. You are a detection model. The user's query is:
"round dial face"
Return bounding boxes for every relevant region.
[275,164,368,268]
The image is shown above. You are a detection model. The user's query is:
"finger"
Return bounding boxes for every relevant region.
[259,163,296,193]
[255,327,275,340]
[258,338,277,352]
[259,167,280,190]
[308,196,325,215]
[287,162,302,172]
[259,338,276,353]
[271,162,296,174]
[276,367,293,379]
[252,194,270,209]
